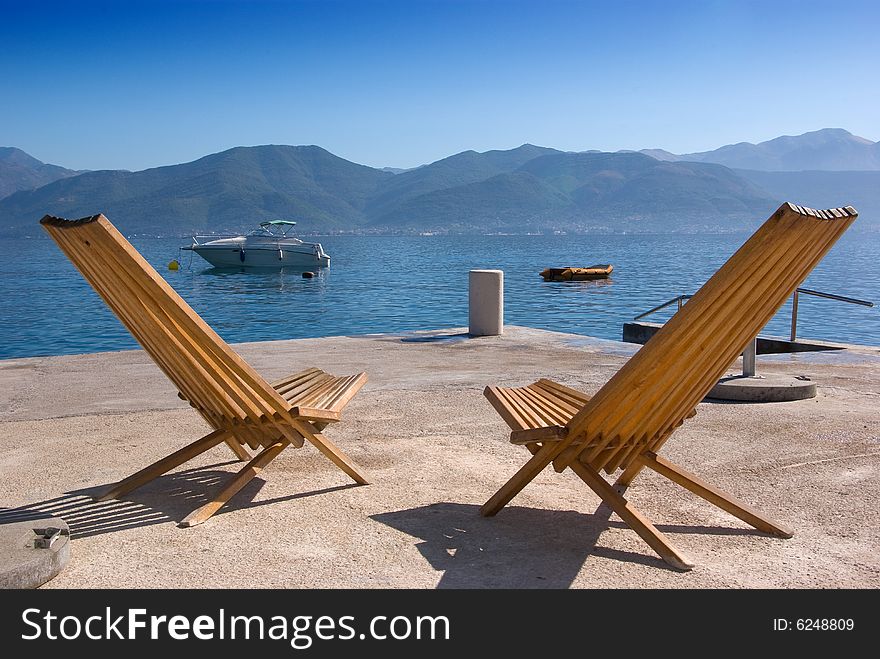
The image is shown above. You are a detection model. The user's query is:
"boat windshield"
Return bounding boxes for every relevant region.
[250,220,298,238]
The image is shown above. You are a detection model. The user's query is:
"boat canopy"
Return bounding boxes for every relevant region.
[260,220,297,227]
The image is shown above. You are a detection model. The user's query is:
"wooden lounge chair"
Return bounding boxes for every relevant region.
[482,203,858,570]
[40,213,369,527]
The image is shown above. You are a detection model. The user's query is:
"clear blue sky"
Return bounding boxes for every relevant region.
[2,0,877,171]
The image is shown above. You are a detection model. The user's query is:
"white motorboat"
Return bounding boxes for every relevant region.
[183,220,330,268]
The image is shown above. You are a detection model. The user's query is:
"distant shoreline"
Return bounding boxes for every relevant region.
[2,228,802,240]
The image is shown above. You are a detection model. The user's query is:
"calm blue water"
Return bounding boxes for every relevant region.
[1,232,878,359]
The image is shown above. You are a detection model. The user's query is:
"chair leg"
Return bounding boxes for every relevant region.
[98,428,232,502]
[225,436,252,461]
[571,460,695,571]
[179,440,289,528]
[307,431,369,485]
[194,408,250,461]
[481,442,558,517]
[613,429,677,491]
[613,459,644,491]
[638,451,793,538]
[285,422,369,486]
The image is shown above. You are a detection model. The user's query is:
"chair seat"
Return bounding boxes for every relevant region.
[178,366,367,424]
[272,367,368,422]
[484,378,592,445]
[485,378,698,447]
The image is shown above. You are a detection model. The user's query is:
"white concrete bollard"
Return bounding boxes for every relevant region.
[469,269,503,336]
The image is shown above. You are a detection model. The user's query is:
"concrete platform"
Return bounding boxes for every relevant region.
[707,374,818,402]
[1,326,878,589]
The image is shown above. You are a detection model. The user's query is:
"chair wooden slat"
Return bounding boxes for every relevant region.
[322,373,368,413]
[271,367,324,389]
[484,386,531,432]
[82,217,292,420]
[528,384,582,417]
[534,378,593,407]
[511,386,557,427]
[73,232,259,423]
[59,218,270,423]
[282,373,336,405]
[506,387,547,429]
[520,385,568,422]
[273,369,328,397]
[582,205,849,470]
[279,378,336,409]
[487,379,594,443]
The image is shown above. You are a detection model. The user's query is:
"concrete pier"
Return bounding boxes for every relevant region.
[1,327,878,589]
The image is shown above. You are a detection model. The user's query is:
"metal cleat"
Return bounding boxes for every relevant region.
[32,527,68,549]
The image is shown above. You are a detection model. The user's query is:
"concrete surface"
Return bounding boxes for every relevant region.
[1,326,878,589]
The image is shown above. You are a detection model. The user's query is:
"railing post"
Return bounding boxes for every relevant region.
[790,289,799,342]
[677,296,683,312]
[742,339,757,377]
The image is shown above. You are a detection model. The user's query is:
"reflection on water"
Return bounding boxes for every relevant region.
[540,278,615,291]
[2,231,878,359]
[192,264,329,292]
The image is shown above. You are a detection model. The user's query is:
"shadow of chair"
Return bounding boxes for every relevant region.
[1,461,358,538]
[371,500,759,587]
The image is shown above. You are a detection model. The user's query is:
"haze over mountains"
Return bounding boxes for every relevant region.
[0,128,876,237]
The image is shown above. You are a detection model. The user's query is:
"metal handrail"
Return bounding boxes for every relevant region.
[633,294,693,321]
[790,288,873,341]
[792,288,873,306]
[634,287,874,342]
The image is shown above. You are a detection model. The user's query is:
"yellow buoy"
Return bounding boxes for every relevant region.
[168,260,180,271]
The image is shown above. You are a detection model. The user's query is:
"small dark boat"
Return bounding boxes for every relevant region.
[540,264,613,281]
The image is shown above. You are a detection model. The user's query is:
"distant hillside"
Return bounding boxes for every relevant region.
[736,169,880,230]
[642,128,880,171]
[0,147,82,199]
[370,152,778,232]
[366,144,560,221]
[0,145,392,237]
[369,170,571,232]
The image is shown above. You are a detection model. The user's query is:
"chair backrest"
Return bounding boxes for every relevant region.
[561,203,857,474]
[40,214,292,432]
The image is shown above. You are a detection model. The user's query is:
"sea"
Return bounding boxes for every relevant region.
[1,231,877,360]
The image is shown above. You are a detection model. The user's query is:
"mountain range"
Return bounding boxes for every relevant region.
[1,128,876,237]
[641,128,880,171]
[0,147,83,199]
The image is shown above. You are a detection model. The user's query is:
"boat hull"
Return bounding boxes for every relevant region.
[540,264,613,281]
[188,245,330,269]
